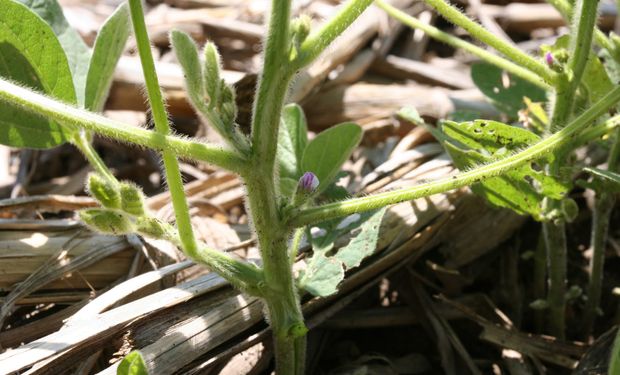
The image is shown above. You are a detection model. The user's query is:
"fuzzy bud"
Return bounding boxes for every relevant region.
[87,173,120,209]
[135,217,173,239]
[120,182,146,217]
[291,15,312,47]
[204,41,222,106]
[80,209,134,235]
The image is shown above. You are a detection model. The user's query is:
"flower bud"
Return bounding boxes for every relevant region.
[545,52,554,67]
[87,173,120,209]
[291,15,312,47]
[298,172,319,193]
[120,182,146,217]
[204,41,222,105]
[135,217,173,239]
[80,209,134,235]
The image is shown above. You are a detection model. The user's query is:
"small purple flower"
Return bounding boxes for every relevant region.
[298,172,319,193]
[545,52,554,66]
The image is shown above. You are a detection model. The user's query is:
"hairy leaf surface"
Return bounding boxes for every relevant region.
[442,120,569,219]
[85,3,130,112]
[0,0,76,148]
[18,0,90,105]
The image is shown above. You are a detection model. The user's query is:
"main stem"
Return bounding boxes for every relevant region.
[583,128,620,336]
[543,0,599,341]
[246,1,306,373]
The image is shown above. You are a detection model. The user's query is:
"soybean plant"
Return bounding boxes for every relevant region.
[0,0,620,373]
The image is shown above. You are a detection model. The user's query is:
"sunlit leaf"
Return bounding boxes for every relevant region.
[300,208,387,297]
[117,351,149,375]
[85,3,130,112]
[301,122,362,195]
[0,0,77,148]
[441,120,569,219]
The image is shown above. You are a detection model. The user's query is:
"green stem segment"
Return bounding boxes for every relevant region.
[543,0,600,340]
[0,78,246,173]
[290,86,620,227]
[72,131,116,183]
[128,0,198,259]
[294,0,374,69]
[583,128,620,336]
[421,0,556,85]
[375,0,549,89]
[246,0,306,372]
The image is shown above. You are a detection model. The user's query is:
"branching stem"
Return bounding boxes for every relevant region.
[375,0,549,89]
[421,0,556,85]
[290,86,620,227]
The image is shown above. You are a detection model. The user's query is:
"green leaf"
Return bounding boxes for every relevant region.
[333,207,387,269]
[299,254,344,297]
[301,122,362,195]
[441,120,569,220]
[85,3,130,112]
[18,0,90,106]
[117,351,149,375]
[471,62,547,118]
[278,103,308,180]
[170,29,205,110]
[300,208,387,297]
[0,0,77,149]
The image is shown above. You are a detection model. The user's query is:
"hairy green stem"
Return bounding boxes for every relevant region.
[0,79,247,173]
[542,0,600,341]
[546,0,617,60]
[375,0,549,89]
[290,86,620,227]
[294,0,374,69]
[583,128,620,336]
[251,0,293,173]
[567,0,600,99]
[246,1,306,373]
[421,0,556,85]
[128,0,200,261]
[542,220,567,340]
[72,131,116,183]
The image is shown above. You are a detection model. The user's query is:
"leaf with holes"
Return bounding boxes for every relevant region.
[0,0,77,149]
[441,120,569,220]
[85,3,130,112]
[18,0,91,106]
[300,208,386,297]
[471,62,547,118]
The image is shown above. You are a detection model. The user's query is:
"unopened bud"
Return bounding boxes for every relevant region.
[80,209,134,235]
[204,41,222,106]
[291,15,312,46]
[120,182,146,217]
[136,217,173,239]
[545,52,554,67]
[87,173,120,209]
[298,172,319,193]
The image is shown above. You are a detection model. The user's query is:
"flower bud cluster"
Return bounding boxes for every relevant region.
[81,173,172,240]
